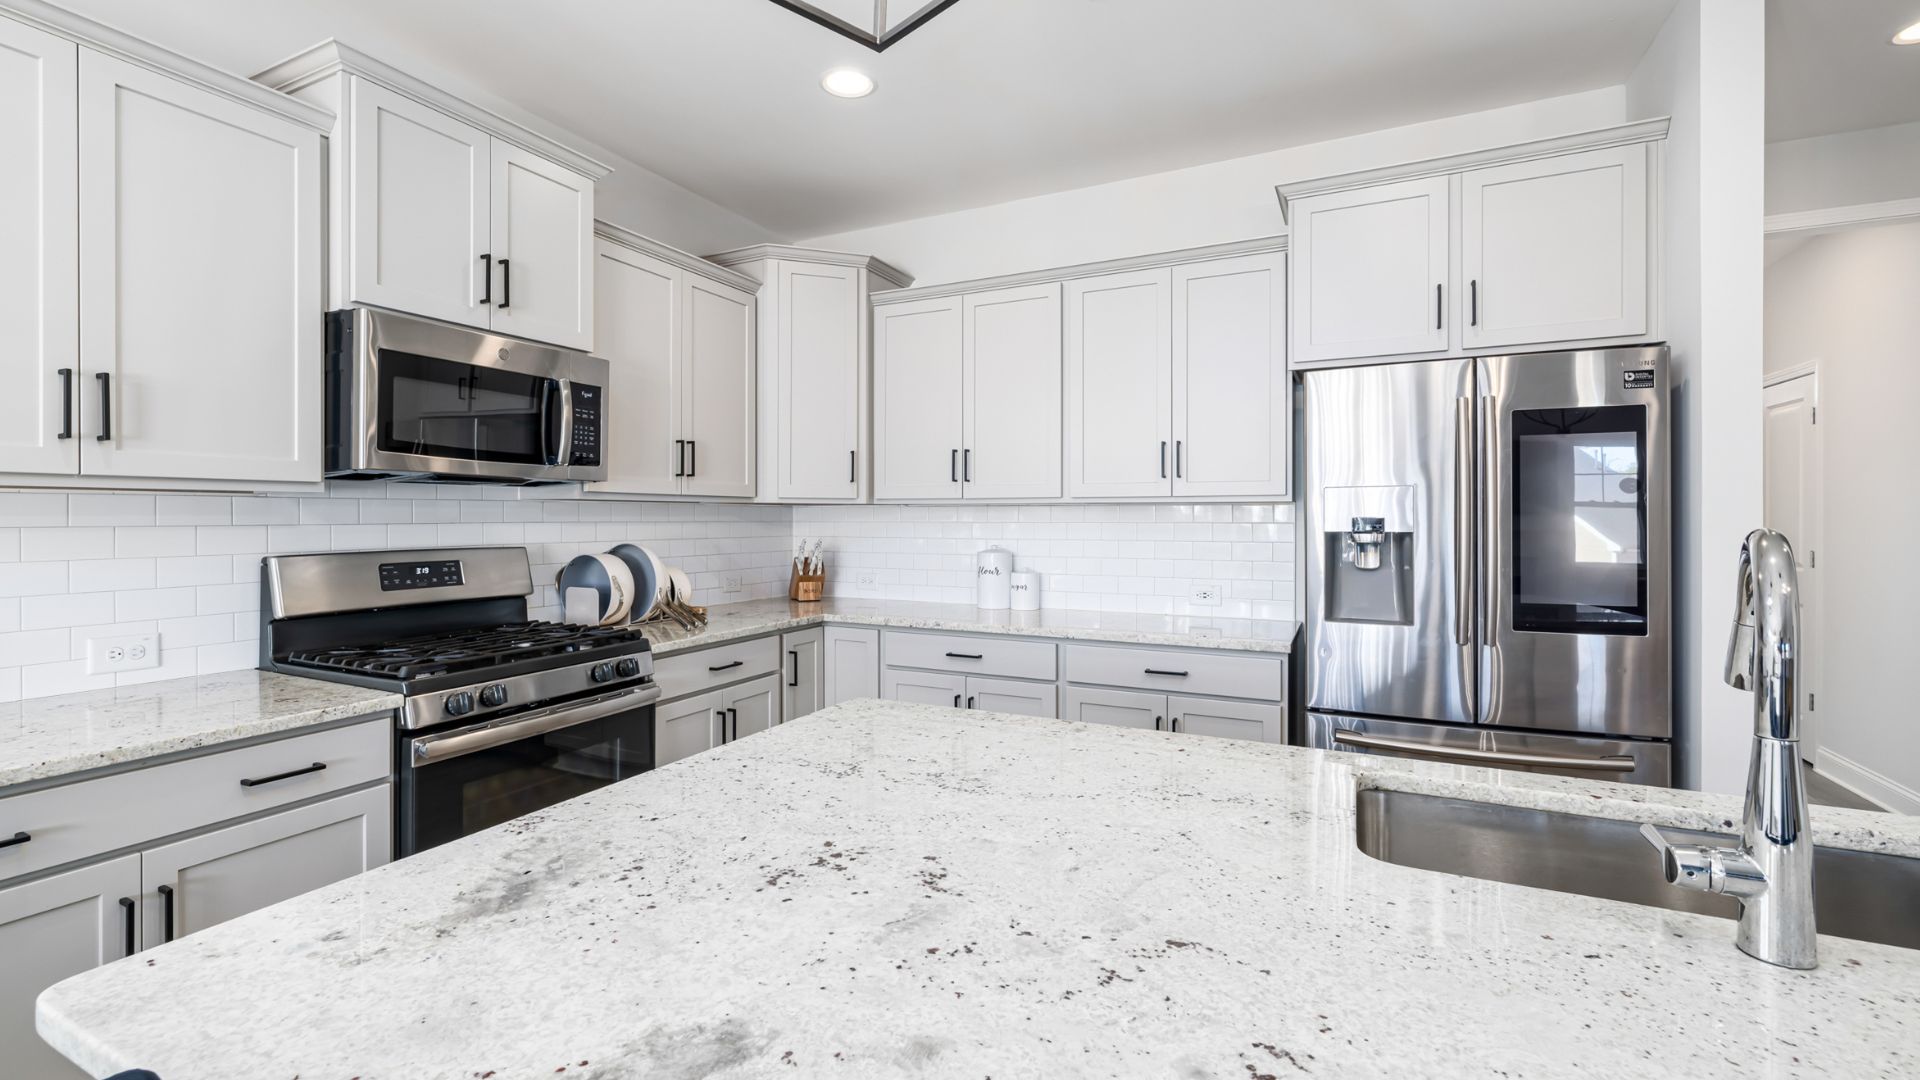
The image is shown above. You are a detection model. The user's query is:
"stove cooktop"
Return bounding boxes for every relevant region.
[281,621,651,682]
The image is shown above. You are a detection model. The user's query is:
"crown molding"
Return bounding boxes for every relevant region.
[253,39,613,180]
[0,0,333,132]
[1274,117,1671,222]
[594,221,762,293]
[705,244,914,289]
[870,234,1287,305]
[1763,196,1920,237]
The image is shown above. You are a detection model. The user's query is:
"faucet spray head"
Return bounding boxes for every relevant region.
[1723,530,1759,691]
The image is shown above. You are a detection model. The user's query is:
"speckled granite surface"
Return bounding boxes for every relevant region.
[642,596,1298,655]
[0,670,400,790]
[39,700,1920,1079]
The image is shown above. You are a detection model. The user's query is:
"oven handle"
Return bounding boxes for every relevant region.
[410,684,660,766]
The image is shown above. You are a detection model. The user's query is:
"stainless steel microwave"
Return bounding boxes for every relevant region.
[325,308,607,485]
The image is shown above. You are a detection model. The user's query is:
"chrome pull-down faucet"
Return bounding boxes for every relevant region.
[1640,528,1817,969]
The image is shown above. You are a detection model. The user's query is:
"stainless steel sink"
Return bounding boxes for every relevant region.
[1355,789,1920,950]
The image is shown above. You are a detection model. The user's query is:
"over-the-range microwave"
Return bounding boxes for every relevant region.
[325,307,608,485]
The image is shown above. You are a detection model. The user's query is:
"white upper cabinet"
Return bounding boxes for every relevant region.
[874,295,964,500]
[489,141,594,351]
[1459,143,1649,350]
[681,274,755,498]
[1171,252,1288,499]
[1067,268,1173,498]
[1288,176,1448,364]
[0,18,77,479]
[963,282,1062,500]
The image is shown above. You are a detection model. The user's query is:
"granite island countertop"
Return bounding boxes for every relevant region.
[640,596,1298,656]
[37,700,1920,1079]
[0,670,401,790]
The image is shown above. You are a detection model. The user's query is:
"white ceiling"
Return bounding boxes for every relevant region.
[1768,0,1920,143]
[61,0,1681,239]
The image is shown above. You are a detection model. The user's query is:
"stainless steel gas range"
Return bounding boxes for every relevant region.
[258,547,661,856]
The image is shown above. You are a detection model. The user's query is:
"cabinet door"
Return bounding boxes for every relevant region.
[656,690,720,767]
[1066,268,1172,498]
[345,77,491,329]
[1289,176,1448,363]
[723,673,781,742]
[0,20,78,477]
[964,283,1062,500]
[489,139,595,351]
[782,627,825,722]
[1172,252,1289,498]
[823,626,881,706]
[588,239,680,495]
[874,296,963,500]
[1460,143,1648,350]
[0,854,138,1080]
[1168,694,1283,743]
[139,786,389,944]
[883,667,967,708]
[966,676,1057,719]
[776,261,864,500]
[1060,685,1165,730]
[78,50,323,483]
[681,275,756,498]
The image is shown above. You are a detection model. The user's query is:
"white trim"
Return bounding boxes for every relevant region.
[1763,359,1820,388]
[1814,750,1920,815]
[1763,197,1920,238]
[594,221,760,293]
[870,235,1288,305]
[705,244,913,289]
[0,0,334,132]
[1275,117,1670,222]
[252,39,612,180]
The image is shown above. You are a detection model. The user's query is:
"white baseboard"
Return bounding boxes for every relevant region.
[1814,750,1920,815]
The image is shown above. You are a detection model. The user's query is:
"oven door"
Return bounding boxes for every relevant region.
[398,685,658,856]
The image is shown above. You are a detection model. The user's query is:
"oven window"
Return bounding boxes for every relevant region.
[376,349,555,465]
[1511,404,1648,635]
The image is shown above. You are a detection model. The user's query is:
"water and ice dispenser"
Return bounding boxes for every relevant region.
[1321,493,1416,625]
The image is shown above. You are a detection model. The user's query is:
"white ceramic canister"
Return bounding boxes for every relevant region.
[1009,569,1041,611]
[976,546,1014,609]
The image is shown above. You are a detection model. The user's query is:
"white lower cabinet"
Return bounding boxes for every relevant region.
[0,854,138,1080]
[656,689,722,767]
[823,626,881,706]
[1062,685,1284,743]
[882,667,965,708]
[882,668,1057,718]
[781,628,825,721]
[1061,685,1166,731]
[721,674,780,743]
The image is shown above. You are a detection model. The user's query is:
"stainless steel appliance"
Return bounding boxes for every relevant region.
[259,547,660,855]
[1303,346,1672,785]
[326,308,608,484]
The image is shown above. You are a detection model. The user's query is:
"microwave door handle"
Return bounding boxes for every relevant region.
[552,379,574,467]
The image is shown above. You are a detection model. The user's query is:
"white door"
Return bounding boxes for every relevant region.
[1172,252,1289,498]
[1066,268,1173,498]
[883,667,967,708]
[777,261,863,500]
[139,786,389,944]
[966,676,1057,718]
[1763,373,1821,758]
[874,296,963,500]
[1461,143,1648,350]
[78,50,323,483]
[782,627,825,721]
[681,275,756,498]
[964,282,1062,500]
[1168,694,1281,743]
[723,674,781,742]
[0,20,78,477]
[1061,686,1165,730]
[588,239,680,496]
[0,853,138,1080]
[1289,176,1449,363]
[345,77,491,330]
[488,139,594,351]
[656,691,720,767]
[823,626,881,705]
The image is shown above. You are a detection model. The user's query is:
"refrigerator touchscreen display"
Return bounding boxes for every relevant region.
[1512,404,1648,635]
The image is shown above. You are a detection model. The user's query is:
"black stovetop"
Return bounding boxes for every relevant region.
[280,620,651,681]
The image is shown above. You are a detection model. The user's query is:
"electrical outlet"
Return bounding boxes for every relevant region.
[1190,583,1223,607]
[722,575,744,595]
[854,571,878,586]
[86,633,160,675]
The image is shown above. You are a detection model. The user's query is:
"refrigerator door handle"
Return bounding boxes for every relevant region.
[1454,397,1474,648]
[1331,731,1637,773]
[1478,393,1502,723]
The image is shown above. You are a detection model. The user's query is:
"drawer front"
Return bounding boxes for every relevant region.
[966,676,1057,719]
[1061,643,1285,701]
[653,636,780,702]
[883,630,1057,681]
[1168,694,1284,743]
[0,717,391,883]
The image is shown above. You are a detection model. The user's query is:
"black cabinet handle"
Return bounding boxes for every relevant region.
[1470,279,1478,326]
[965,695,974,709]
[1144,669,1189,678]
[788,650,799,687]
[944,651,982,660]
[952,693,961,708]
[708,659,743,673]
[950,448,958,483]
[1174,441,1182,479]
[157,884,175,943]
[239,762,326,788]
[849,449,856,484]
[687,439,695,478]
[1160,440,1167,479]
[716,710,727,745]
[95,372,110,441]
[479,253,493,305]
[1435,283,1443,330]
[119,896,135,956]
[1154,715,1163,731]
[57,369,73,439]
[963,448,971,482]
[729,708,738,742]
[498,258,511,308]
[0,831,28,849]
[1171,716,1181,733]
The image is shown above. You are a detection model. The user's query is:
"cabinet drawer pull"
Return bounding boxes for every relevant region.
[963,448,971,482]
[1144,668,1189,678]
[952,693,961,708]
[1170,716,1181,732]
[57,369,73,440]
[1160,440,1167,479]
[479,253,493,305]
[95,372,111,441]
[849,449,856,484]
[1435,283,1443,330]
[1174,441,1182,479]
[951,448,958,483]
[1470,279,1478,326]
[965,695,975,709]
[0,831,29,850]
[675,439,686,478]
[716,709,727,745]
[119,896,135,956]
[708,660,744,673]
[239,762,327,788]
[729,707,738,742]
[687,439,696,478]
[498,258,511,308]
[944,652,983,660]
[1154,715,1163,731]
[788,650,799,687]
[157,883,175,943]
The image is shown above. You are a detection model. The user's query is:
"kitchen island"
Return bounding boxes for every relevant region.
[37,700,1920,1079]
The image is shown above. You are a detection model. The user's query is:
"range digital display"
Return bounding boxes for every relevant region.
[378,560,465,591]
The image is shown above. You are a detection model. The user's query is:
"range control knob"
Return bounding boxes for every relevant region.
[589,662,616,684]
[614,658,641,679]
[478,684,508,708]
[444,691,475,717]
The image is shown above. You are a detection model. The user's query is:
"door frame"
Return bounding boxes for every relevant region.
[1760,363,1822,766]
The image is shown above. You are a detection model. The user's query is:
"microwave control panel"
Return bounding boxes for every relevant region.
[569,383,602,467]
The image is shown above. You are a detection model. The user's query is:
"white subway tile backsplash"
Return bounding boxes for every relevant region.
[68,494,157,527]
[231,496,299,526]
[298,498,358,525]
[0,562,69,597]
[196,526,268,556]
[0,493,69,527]
[67,558,157,593]
[116,526,198,558]
[21,659,114,698]
[155,555,233,588]
[20,527,115,562]
[195,582,256,616]
[0,628,74,666]
[114,587,198,622]
[20,593,116,630]
[157,613,235,649]
[154,495,231,526]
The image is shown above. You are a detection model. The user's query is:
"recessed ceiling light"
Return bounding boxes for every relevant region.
[821,68,875,98]
[1893,19,1920,44]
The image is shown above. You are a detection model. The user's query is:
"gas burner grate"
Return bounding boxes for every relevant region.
[284,621,648,680]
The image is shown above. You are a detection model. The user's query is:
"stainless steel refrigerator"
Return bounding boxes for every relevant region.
[1302,346,1672,786]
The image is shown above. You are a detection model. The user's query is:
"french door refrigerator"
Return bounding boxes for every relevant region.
[1303,346,1672,786]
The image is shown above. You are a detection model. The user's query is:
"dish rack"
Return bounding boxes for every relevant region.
[634,581,707,630]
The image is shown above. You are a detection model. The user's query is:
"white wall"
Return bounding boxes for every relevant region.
[1767,121,1920,216]
[1763,222,1920,812]
[798,88,1628,286]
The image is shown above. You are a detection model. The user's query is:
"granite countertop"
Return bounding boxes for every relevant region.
[38,700,1920,1079]
[0,670,401,791]
[642,596,1299,656]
